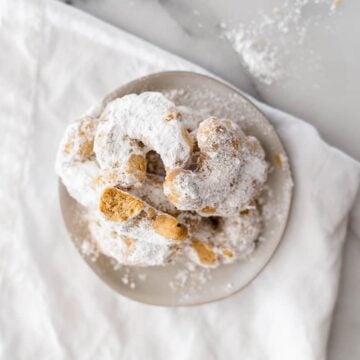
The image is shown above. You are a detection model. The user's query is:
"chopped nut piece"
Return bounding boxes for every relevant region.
[125,154,147,181]
[222,249,234,258]
[192,240,217,265]
[274,153,282,169]
[201,206,216,214]
[153,214,188,241]
[99,188,144,222]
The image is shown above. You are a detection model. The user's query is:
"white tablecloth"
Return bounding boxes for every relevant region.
[1,1,359,359]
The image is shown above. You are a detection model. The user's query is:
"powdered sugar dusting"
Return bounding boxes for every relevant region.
[222,0,341,84]
[94,92,192,184]
[169,263,213,302]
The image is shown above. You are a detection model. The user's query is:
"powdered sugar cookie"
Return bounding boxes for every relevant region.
[89,213,179,266]
[99,187,188,245]
[94,92,193,186]
[55,115,117,208]
[186,206,262,268]
[164,117,268,217]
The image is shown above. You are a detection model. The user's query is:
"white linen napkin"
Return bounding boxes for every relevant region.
[1,1,359,359]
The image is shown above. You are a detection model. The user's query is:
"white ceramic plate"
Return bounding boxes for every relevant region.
[59,71,293,306]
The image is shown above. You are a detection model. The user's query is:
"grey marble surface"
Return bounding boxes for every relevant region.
[58,0,360,359]
[60,0,360,160]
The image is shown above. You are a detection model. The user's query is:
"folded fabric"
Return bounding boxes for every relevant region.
[0,1,359,359]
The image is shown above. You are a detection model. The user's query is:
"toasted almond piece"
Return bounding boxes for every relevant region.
[222,248,234,258]
[201,206,216,214]
[192,239,218,266]
[240,209,250,215]
[166,111,180,121]
[165,168,182,184]
[125,154,147,181]
[164,168,182,204]
[146,207,157,220]
[274,153,283,169]
[182,128,194,151]
[152,214,188,241]
[99,188,144,222]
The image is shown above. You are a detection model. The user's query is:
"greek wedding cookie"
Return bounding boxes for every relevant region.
[186,207,262,268]
[94,92,193,186]
[164,117,268,217]
[55,115,118,208]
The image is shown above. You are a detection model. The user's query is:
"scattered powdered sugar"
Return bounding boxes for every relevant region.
[121,273,129,285]
[226,282,234,291]
[169,262,213,300]
[121,274,136,289]
[137,273,147,281]
[224,23,282,85]
[222,0,342,84]
[110,258,122,271]
[80,239,99,262]
[120,268,137,288]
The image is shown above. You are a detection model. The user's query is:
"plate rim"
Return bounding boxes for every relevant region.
[58,70,294,307]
